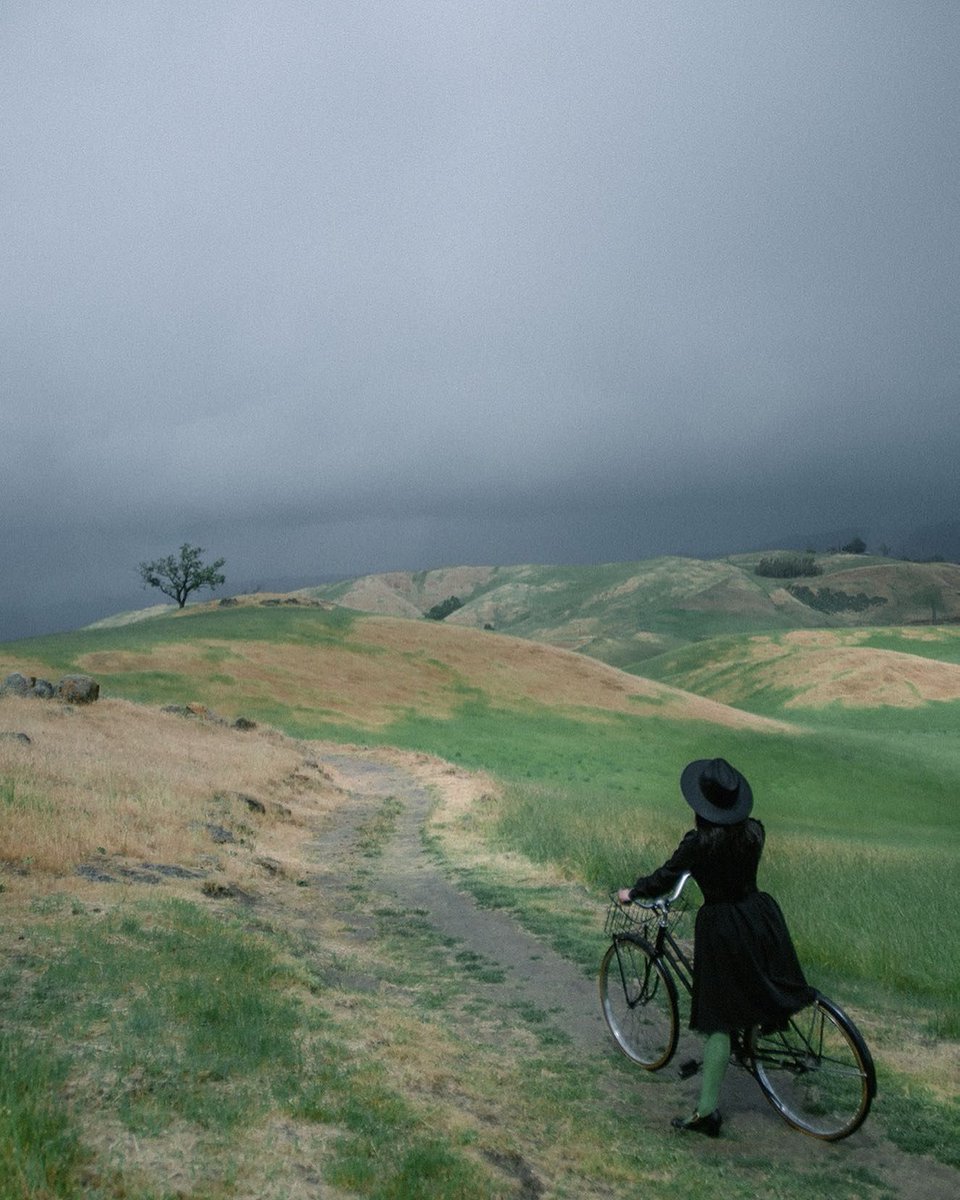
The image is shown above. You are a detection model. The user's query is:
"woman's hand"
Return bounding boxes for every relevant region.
[617,887,633,904]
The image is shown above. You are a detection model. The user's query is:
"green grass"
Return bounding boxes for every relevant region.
[5,900,306,1136]
[362,900,900,1200]
[472,723,960,1029]
[858,627,960,662]
[0,1031,85,1199]
[1,603,359,669]
[5,887,905,1200]
[0,899,505,1199]
[874,1069,960,1168]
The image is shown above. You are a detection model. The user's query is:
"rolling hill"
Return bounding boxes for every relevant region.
[9,598,788,738]
[300,552,960,673]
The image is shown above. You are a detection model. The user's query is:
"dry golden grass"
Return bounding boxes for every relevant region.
[670,629,960,710]
[357,617,793,731]
[758,632,960,708]
[78,638,461,726]
[333,565,498,619]
[0,695,341,885]
[69,610,793,733]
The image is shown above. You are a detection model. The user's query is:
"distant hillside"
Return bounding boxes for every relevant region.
[302,554,960,673]
[3,598,788,739]
[641,625,960,716]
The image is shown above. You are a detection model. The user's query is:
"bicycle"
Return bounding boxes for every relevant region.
[598,873,876,1140]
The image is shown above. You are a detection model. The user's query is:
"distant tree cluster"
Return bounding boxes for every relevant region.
[841,536,867,554]
[755,554,823,579]
[788,585,887,614]
[425,595,463,621]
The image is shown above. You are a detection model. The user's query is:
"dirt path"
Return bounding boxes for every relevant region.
[314,749,959,1200]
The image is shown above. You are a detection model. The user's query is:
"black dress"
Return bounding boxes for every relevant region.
[628,819,815,1034]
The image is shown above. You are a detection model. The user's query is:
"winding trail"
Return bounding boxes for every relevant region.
[322,751,607,1048]
[315,749,960,1200]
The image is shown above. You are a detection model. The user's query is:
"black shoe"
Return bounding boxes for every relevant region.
[670,1109,722,1138]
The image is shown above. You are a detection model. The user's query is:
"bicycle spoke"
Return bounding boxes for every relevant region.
[750,998,875,1139]
[599,935,678,1070]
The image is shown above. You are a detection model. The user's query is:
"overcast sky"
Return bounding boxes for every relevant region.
[3,1,959,639]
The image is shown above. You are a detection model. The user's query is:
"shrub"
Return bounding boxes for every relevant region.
[755,554,823,579]
[788,585,887,614]
[425,596,463,621]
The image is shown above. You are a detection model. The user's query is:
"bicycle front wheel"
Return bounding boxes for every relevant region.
[599,934,679,1070]
[749,994,876,1140]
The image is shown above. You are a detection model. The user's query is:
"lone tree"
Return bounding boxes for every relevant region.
[138,544,226,608]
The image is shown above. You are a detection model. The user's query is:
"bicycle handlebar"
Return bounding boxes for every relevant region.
[623,871,692,909]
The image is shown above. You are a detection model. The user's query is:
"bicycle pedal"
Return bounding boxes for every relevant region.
[678,1058,701,1079]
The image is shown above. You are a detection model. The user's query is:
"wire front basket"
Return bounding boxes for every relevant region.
[604,893,688,940]
[604,897,653,939]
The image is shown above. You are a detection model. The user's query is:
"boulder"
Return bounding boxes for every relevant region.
[2,673,34,696]
[56,675,100,704]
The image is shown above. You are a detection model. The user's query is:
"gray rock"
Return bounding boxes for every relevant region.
[56,675,100,704]
[205,823,237,844]
[2,673,34,696]
[75,864,115,883]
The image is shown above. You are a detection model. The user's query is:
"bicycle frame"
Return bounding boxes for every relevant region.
[627,871,694,998]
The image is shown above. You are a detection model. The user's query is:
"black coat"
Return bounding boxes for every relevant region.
[629,819,815,1033]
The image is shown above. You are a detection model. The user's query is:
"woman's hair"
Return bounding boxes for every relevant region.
[694,814,764,860]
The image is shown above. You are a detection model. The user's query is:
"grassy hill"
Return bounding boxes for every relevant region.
[641,624,960,723]
[2,576,959,1196]
[302,553,960,672]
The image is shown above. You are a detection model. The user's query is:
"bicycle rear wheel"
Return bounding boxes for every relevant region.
[749,994,876,1140]
[599,934,679,1070]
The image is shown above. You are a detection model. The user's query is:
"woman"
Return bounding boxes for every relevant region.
[618,757,814,1138]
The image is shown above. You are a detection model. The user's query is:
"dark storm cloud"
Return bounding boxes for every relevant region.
[2,1,959,638]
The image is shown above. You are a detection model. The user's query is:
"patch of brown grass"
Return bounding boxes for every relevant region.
[744,633,960,708]
[72,613,790,733]
[79,638,461,727]
[0,695,339,880]
[327,566,498,620]
[358,617,793,731]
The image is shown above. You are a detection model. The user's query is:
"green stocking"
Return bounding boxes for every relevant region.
[697,1031,730,1115]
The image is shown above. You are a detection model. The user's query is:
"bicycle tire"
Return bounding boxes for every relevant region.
[599,934,679,1070]
[748,994,876,1140]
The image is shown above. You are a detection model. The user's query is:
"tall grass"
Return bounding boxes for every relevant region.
[419,709,960,1032]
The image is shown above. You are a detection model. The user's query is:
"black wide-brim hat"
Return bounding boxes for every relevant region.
[680,757,753,825]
